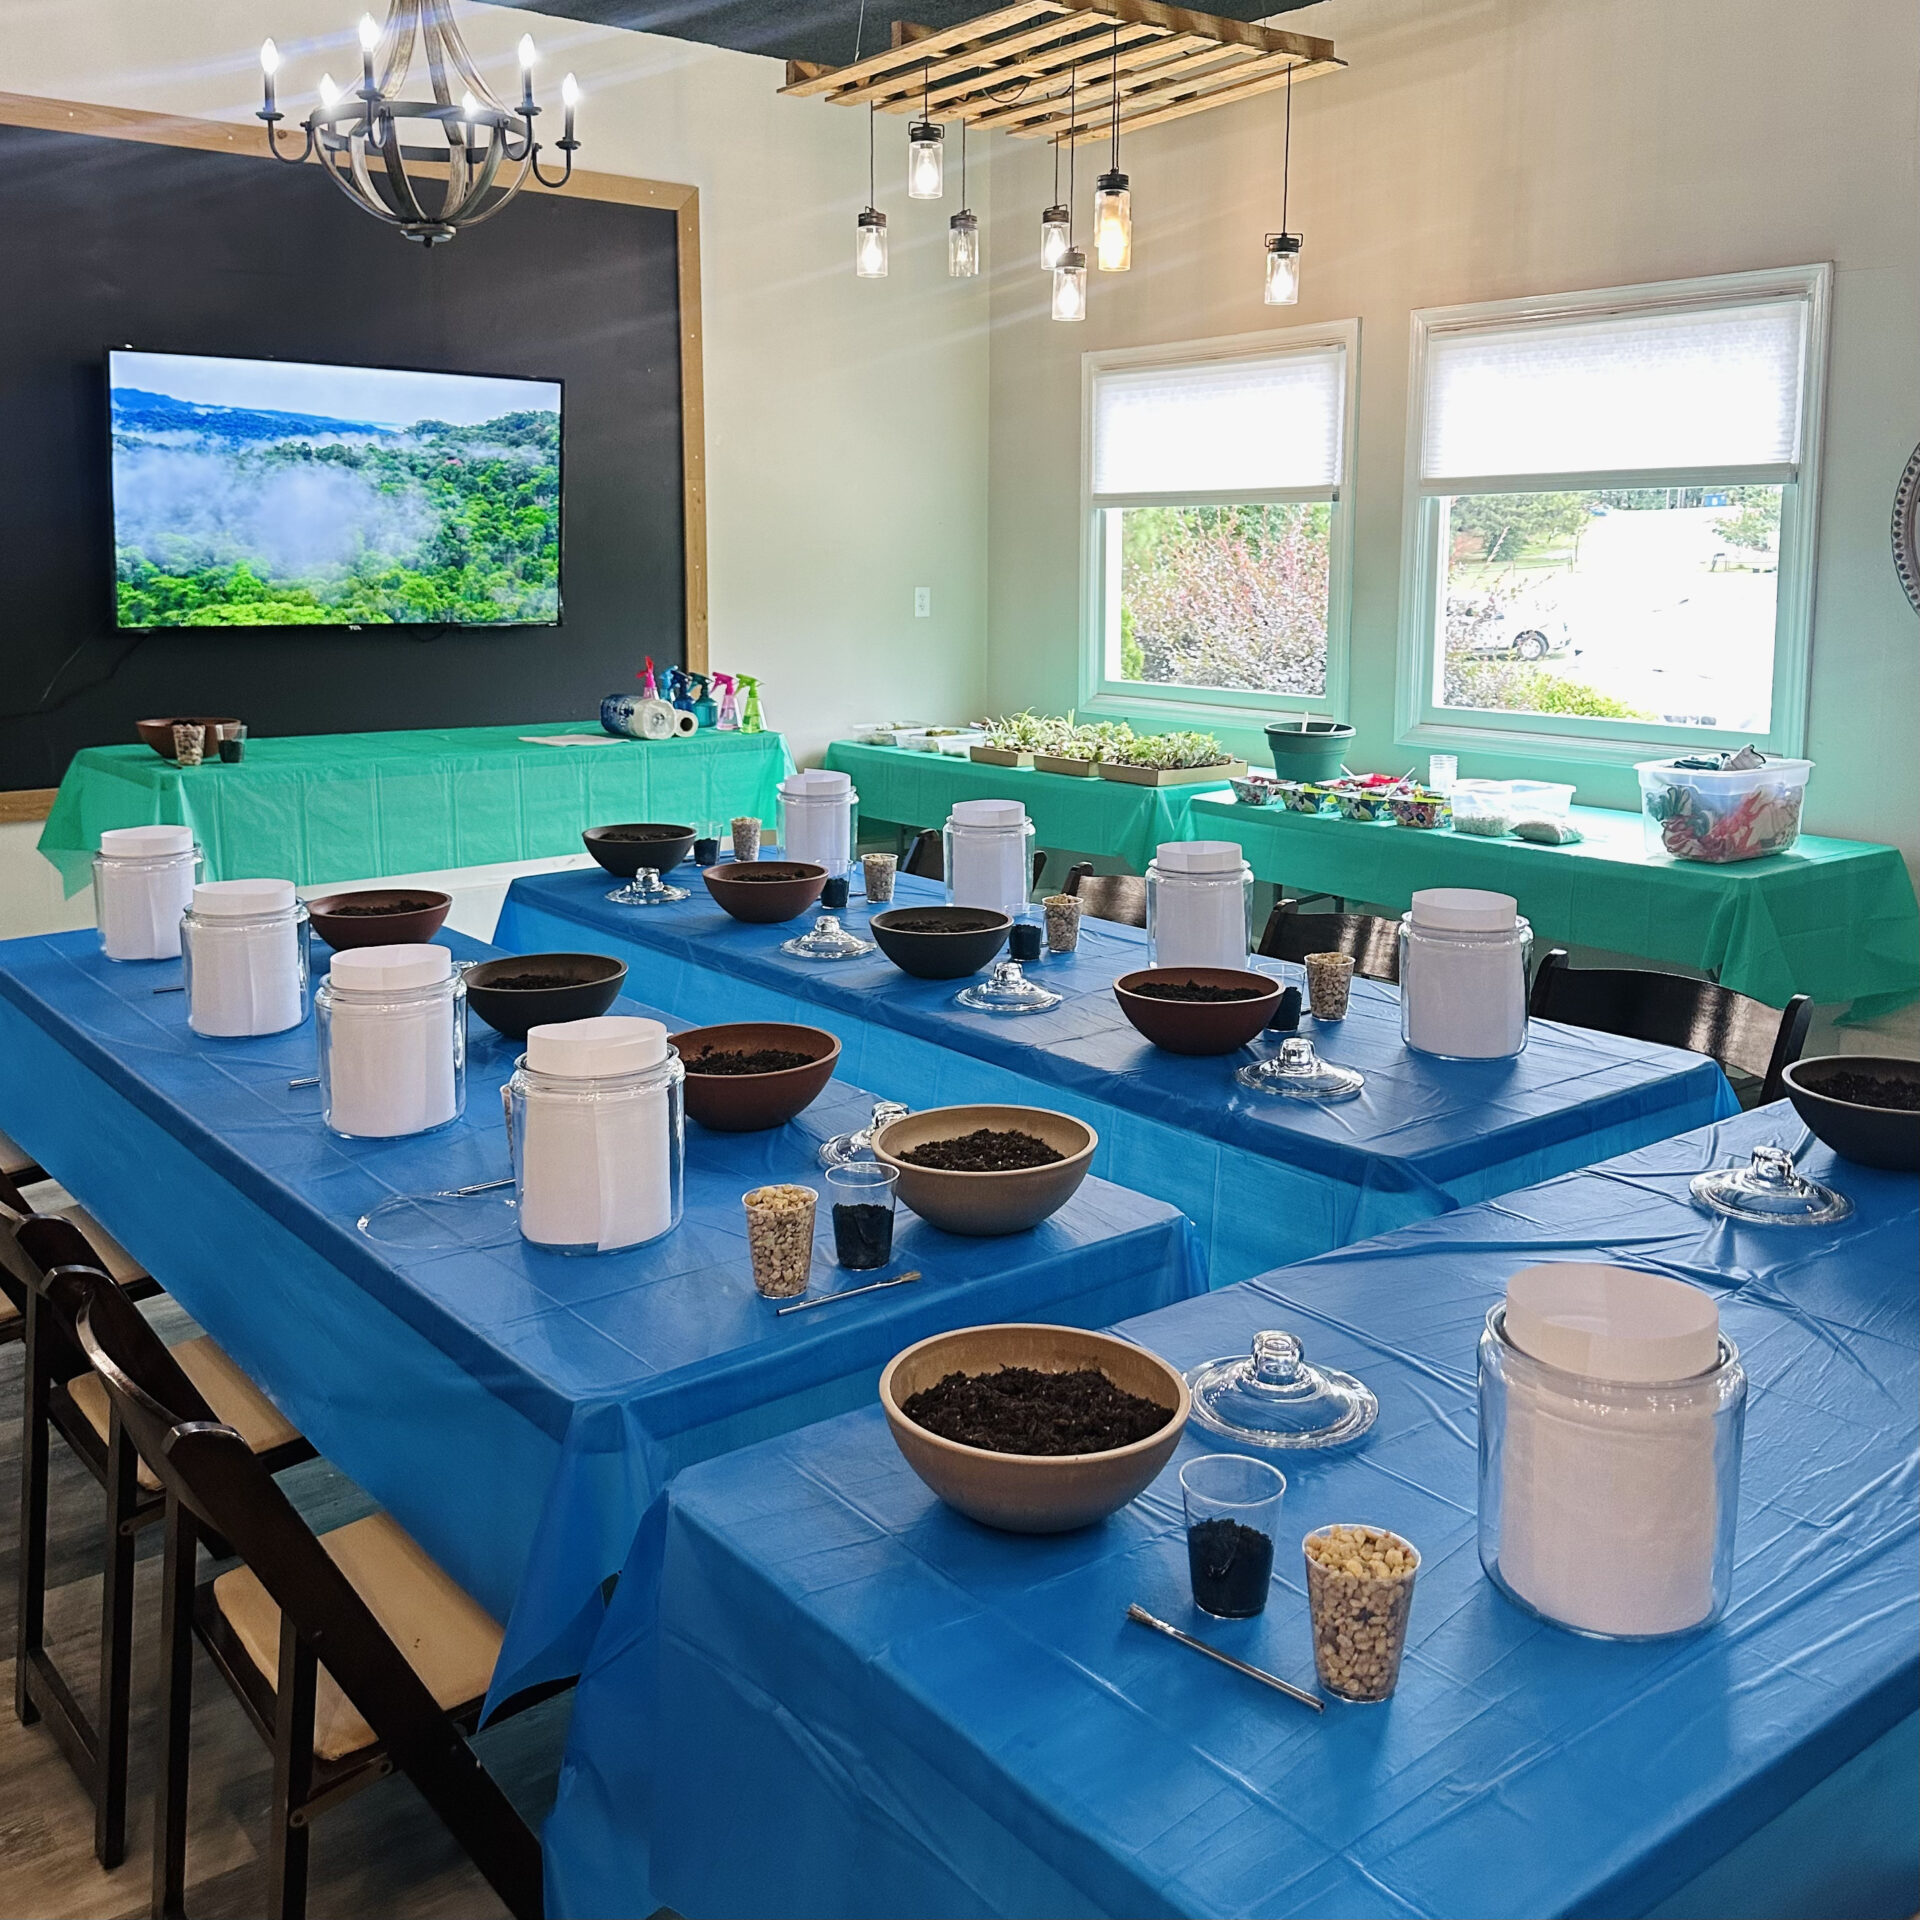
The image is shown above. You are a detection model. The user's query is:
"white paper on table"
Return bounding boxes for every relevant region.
[519,734,632,747]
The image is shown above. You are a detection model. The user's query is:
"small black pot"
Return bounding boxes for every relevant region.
[1782,1055,1920,1171]
[1264,720,1355,785]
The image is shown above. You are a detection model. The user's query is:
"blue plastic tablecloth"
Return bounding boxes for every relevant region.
[546,1105,1919,1919]
[496,869,1737,1285]
[0,928,1205,1709]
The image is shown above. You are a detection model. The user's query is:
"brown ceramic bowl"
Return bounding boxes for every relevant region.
[880,1323,1189,1533]
[671,1021,842,1132]
[464,952,628,1041]
[869,906,1012,980]
[582,823,698,879]
[306,888,453,951]
[701,861,829,925]
[1112,967,1283,1056]
[873,1105,1096,1236]
[135,717,245,759]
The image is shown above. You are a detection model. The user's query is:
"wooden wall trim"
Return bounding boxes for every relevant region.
[0,88,710,671]
[0,788,58,825]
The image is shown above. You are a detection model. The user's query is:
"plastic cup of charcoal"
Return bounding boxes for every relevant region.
[1181,1454,1285,1618]
[826,1163,898,1270]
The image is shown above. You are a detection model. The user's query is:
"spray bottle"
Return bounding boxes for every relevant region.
[711,672,742,730]
[737,674,765,734]
[639,657,661,700]
[689,672,718,729]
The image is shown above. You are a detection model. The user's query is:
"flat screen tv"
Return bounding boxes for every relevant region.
[108,349,562,629]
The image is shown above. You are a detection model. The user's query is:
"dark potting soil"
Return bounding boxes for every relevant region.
[880,910,1006,933]
[902,1365,1174,1455]
[1803,1069,1920,1112]
[896,1128,1064,1172]
[324,897,443,916]
[717,865,812,881]
[1128,979,1268,1003]
[478,970,587,991]
[684,1047,817,1075]
[832,1202,894,1270]
[595,827,690,843]
[1187,1518,1276,1618]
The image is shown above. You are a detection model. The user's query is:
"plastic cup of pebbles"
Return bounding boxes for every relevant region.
[1043,893,1081,954]
[1304,952,1355,1021]
[862,852,898,904]
[172,723,206,767]
[743,1183,817,1298]
[731,816,762,863]
[1303,1523,1419,1703]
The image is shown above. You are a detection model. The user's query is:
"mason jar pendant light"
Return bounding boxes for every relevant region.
[1092,26,1131,272]
[907,63,944,198]
[1040,130,1071,270]
[856,100,887,276]
[949,117,979,277]
[1263,61,1303,305]
[1051,65,1087,321]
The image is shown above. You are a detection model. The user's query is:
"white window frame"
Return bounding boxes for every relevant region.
[1079,319,1359,728]
[1395,264,1831,766]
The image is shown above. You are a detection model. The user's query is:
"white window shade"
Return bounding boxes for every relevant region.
[1420,297,1810,487]
[1092,346,1345,500]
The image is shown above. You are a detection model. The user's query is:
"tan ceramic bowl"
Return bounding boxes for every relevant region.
[873,1104,1096,1236]
[880,1323,1190,1533]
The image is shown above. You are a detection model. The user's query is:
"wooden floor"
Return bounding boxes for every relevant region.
[0,1299,575,1920]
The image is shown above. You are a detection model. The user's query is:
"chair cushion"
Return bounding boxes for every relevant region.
[15,1181,148,1286]
[0,1126,35,1178]
[67,1336,301,1491]
[213,1513,504,1762]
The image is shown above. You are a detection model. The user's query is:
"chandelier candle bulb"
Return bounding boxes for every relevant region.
[508,1017,684,1254]
[316,944,464,1140]
[93,826,201,963]
[779,770,857,876]
[1145,841,1253,970]
[944,800,1036,919]
[181,880,310,1038]
[1399,888,1532,1060]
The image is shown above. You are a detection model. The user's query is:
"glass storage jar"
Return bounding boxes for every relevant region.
[1398,887,1531,1059]
[944,799,1036,918]
[1478,1299,1746,1639]
[93,825,202,962]
[779,769,858,877]
[181,879,310,1038]
[505,1016,685,1254]
[316,944,465,1139]
[1146,840,1252,970]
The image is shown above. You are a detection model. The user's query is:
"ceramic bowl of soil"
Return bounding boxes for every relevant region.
[135,716,246,759]
[464,953,628,1041]
[873,1104,1095,1235]
[670,1021,842,1131]
[869,906,1013,981]
[1781,1055,1920,1171]
[879,1323,1189,1533]
[582,822,699,879]
[1113,967,1283,1056]
[305,889,454,951]
[700,861,829,925]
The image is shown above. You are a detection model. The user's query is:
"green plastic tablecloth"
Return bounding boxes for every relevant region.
[37,723,794,893]
[821,741,1232,873]
[1189,793,1919,1017]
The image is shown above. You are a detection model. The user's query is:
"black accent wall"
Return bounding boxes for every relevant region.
[0,121,684,790]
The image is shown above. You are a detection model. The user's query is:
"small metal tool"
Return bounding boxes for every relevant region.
[1125,1604,1323,1713]
[775,1269,923,1315]
[287,1076,319,1089]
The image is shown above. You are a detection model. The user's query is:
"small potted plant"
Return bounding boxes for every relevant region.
[971,711,1069,768]
[1098,729,1245,788]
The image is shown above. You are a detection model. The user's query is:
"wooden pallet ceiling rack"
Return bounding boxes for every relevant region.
[782,0,1341,145]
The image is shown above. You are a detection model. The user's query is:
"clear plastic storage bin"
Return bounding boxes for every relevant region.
[1637,756,1812,863]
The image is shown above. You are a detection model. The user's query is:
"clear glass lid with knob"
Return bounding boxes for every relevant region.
[1188,1330,1379,1449]
[1235,1035,1364,1102]
[1691,1144,1852,1226]
[956,923,1061,1014]
[781,877,874,960]
[818,1100,910,1169]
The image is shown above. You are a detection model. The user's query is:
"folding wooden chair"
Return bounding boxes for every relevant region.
[1256,899,1402,983]
[1061,863,1148,929]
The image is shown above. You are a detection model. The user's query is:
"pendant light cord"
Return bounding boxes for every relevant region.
[1281,60,1293,234]
[1109,25,1120,172]
[1067,64,1076,238]
[855,0,873,209]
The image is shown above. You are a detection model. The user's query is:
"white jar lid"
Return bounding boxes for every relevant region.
[193,878,297,917]
[526,1015,668,1077]
[950,798,1027,828]
[781,769,852,798]
[329,944,451,991]
[100,824,193,858]
[1154,839,1244,874]
[1506,1262,1721,1382]
[1411,886,1517,931]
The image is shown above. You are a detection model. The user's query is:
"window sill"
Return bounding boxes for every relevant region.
[1395,713,1795,768]
[1082,687,1344,732]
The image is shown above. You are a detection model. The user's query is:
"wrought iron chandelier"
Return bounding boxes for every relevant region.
[257,0,580,247]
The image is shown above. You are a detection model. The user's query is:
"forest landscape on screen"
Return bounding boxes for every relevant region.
[108,349,562,629]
